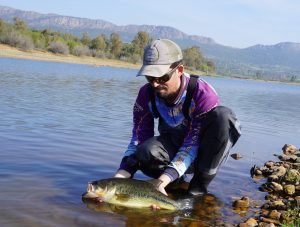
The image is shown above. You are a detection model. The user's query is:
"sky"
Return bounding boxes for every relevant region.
[0,0,299,48]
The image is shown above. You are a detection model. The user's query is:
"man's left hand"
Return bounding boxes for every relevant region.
[157,174,172,196]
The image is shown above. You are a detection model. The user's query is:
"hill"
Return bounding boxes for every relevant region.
[1,5,299,81]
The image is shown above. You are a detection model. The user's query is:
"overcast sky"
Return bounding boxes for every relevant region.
[0,0,299,48]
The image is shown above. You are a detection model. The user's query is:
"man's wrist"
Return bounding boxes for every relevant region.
[158,174,172,188]
[114,169,131,178]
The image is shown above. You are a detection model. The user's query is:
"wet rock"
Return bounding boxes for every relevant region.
[255,169,263,175]
[279,154,298,162]
[279,154,289,161]
[268,210,281,220]
[231,153,242,160]
[265,194,278,201]
[273,166,286,177]
[271,182,283,191]
[262,200,286,210]
[238,223,249,227]
[283,184,295,195]
[267,174,279,181]
[258,223,276,227]
[295,196,300,206]
[282,144,297,155]
[259,217,280,225]
[233,196,250,208]
[284,169,300,184]
[259,183,273,192]
[245,217,258,226]
[261,209,281,220]
[265,161,274,168]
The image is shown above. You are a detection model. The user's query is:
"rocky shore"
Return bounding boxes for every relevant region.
[234,144,300,227]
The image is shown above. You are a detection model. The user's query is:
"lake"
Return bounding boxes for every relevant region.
[0,57,299,226]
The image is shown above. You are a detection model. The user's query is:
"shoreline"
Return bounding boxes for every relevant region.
[0,44,140,69]
[1,44,299,85]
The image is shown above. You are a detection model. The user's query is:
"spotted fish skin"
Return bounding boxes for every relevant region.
[82,178,179,210]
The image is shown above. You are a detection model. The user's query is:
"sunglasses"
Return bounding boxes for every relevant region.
[146,64,180,84]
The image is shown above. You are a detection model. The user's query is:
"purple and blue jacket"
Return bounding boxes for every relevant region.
[120,73,220,181]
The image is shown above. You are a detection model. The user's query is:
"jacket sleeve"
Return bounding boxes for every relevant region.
[164,79,220,179]
[118,84,154,174]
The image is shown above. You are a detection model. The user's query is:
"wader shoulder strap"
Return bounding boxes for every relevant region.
[148,75,198,120]
[148,84,161,118]
[182,75,198,121]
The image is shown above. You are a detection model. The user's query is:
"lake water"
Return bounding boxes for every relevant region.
[0,57,299,226]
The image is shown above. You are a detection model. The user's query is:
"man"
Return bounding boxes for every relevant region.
[114,39,241,197]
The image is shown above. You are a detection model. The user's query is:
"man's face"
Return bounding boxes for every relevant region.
[147,65,183,101]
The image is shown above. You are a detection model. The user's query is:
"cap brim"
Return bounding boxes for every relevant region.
[137,64,171,77]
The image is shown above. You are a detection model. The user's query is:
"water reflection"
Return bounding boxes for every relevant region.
[0,58,300,226]
[83,193,225,226]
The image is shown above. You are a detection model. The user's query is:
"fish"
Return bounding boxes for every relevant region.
[82,178,180,210]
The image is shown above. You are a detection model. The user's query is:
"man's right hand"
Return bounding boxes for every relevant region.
[114,169,131,178]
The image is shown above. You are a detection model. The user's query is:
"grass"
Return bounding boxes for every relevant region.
[0,44,140,69]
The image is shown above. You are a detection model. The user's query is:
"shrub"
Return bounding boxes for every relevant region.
[48,41,69,54]
[72,45,91,56]
[0,30,34,51]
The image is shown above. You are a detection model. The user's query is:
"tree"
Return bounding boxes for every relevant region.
[131,31,151,56]
[109,32,122,58]
[13,17,28,32]
[91,34,107,51]
[183,46,204,70]
[81,32,92,47]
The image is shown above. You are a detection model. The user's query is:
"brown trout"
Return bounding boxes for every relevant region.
[82,178,179,210]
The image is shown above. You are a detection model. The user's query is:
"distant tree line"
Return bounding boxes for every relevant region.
[0,18,215,73]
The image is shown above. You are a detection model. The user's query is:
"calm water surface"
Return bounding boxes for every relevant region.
[0,58,299,226]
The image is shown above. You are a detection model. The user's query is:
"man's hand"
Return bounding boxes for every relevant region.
[157,174,172,196]
[114,169,131,178]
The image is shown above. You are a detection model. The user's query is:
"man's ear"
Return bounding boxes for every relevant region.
[178,65,184,75]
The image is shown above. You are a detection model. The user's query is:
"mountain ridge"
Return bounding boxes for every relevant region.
[1,5,299,80]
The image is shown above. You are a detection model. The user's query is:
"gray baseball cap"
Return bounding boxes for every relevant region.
[137,39,183,78]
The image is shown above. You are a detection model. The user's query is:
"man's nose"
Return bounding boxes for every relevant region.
[152,81,160,87]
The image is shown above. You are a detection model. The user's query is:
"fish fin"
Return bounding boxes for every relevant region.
[115,193,130,202]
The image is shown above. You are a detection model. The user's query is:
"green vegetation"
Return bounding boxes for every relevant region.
[0,18,215,73]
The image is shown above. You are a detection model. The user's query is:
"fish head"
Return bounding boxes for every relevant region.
[82,181,116,202]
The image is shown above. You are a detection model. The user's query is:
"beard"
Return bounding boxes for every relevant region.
[154,85,177,103]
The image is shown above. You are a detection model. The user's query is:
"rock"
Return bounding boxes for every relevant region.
[255,169,263,175]
[265,194,278,201]
[233,196,250,208]
[260,217,280,225]
[283,184,295,195]
[282,144,297,155]
[294,196,300,206]
[261,209,281,220]
[245,217,258,226]
[279,154,289,161]
[284,169,300,184]
[289,155,298,162]
[265,161,274,168]
[268,174,279,181]
[268,210,281,220]
[231,153,242,160]
[269,182,283,192]
[262,200,286,210]
[273,166,286,177]
[258,223,276,227]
